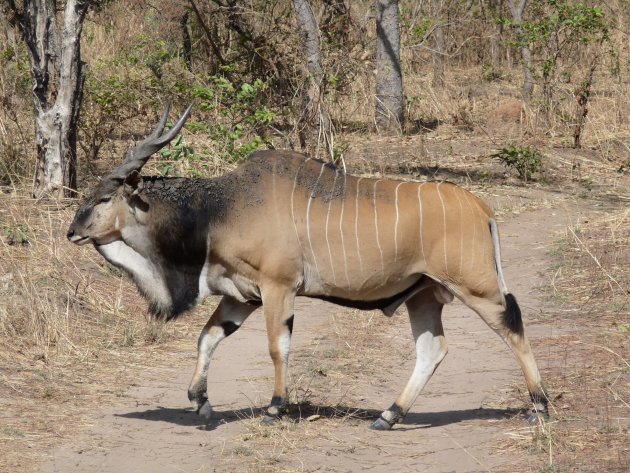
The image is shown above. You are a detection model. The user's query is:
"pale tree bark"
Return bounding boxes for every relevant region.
[507,0,533,99]
[489,0,503,65]
[293,0,332,158]
[375,0,404,133]
[7,0,91,198]
[431,0,445,89]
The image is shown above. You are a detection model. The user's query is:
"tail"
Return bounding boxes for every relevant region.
[489,219,524,334]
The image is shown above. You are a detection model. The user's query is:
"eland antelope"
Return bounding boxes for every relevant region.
[67,104,548,429]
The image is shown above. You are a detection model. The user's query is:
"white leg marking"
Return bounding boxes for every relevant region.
[373,180,385,273]
[291,158,310,252]
[394,181,404,262]
[197,328,224,378]
[339,172,350,287]
[325,169,338,285]
[278,331,292,364]
[417,183,426,264]
[436,182,448,273]
[397,323,446,408]
[355,177,364,275]
[306,162,326,281]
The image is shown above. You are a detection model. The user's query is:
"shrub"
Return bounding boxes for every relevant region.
[493,145,543,182]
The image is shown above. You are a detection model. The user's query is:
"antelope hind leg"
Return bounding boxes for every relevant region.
[188,296,257,417]
[372,288,448,430]
[465,294,549,423]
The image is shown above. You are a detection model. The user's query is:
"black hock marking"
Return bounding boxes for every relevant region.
[503,293,524,334]
[284,315,294,335]
[221,321,240,337]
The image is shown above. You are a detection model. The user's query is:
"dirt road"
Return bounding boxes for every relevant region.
[39,204,573,473]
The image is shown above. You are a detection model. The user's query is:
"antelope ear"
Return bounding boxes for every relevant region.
[123,171,144,197]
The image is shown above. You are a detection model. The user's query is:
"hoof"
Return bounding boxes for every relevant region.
[260,414,280,425]
[527,410,549,425]
[198,400,213,420]
[370,417,393,431]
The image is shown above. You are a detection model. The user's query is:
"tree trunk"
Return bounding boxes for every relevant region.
[181,11,192,71]
[507,0,533,99]
[573,58,597,149]
[13,0,89,198]
[489,0,503,65]
[375,0,404,133]
[431,0,446,89]
[293,0,332,157]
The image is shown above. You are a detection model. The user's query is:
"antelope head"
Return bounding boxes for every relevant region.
[67,103,193,246]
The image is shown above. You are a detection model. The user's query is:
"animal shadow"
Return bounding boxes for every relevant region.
[117,402,526,432]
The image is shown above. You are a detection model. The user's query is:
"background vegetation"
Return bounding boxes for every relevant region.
[0,1,628,472]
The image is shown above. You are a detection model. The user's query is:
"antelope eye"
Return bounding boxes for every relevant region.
[98,196,112,203]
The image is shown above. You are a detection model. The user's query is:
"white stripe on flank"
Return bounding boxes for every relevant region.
[355,177,364,274]
[394,182,404,262]
[436,182,448,273]
[291,158,311,252]
[306,162,326,281]
[463,192,477,272]
[339,172,350,286]
[417,183,426,263]
[325,169,338,284]
[453,188,465,275]
[373,180,385,273]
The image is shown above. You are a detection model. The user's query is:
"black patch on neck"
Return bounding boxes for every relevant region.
[136,175,237,320]
[284,315,294,335]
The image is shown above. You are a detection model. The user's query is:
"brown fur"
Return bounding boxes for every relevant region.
[68,130,548,428]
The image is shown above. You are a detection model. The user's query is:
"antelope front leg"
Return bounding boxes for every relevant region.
[188,296,258,417]
[260,285,296,423]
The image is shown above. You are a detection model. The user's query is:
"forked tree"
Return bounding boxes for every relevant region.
[3,0,92,198]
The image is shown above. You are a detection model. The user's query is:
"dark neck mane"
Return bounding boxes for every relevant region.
[129,175,236,319]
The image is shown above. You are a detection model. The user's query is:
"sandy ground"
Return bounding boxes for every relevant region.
[38,204,574,473]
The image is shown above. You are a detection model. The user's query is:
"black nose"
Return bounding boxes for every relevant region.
[67,229,75,240]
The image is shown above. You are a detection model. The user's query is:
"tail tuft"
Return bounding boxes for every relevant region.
[503,293,524,334]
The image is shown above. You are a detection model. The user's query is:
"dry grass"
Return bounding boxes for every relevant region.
[202,305,413,472]
[0,191,213,473]
[497,210,630,472]
[1,153,628,472]
[1,16,629,470]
